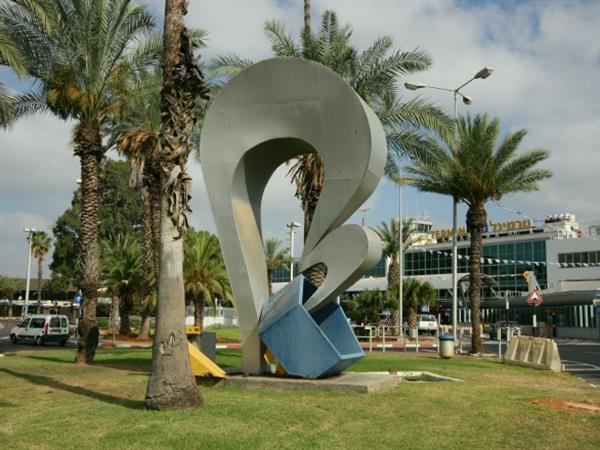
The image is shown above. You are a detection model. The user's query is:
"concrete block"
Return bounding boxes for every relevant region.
[504,336,562,372]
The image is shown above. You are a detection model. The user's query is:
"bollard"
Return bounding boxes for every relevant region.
[416,329,419,353]
[497,327,502,359]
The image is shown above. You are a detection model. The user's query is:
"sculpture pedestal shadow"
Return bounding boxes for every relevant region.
[259,276,364,379]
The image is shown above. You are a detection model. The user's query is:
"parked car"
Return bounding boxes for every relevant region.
[489,321,521,339]
[417,314,438,335]
[10,314,70,346]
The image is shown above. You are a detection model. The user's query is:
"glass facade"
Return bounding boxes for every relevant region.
[363,256,387,278]
[558,250,600,267]
[405,238,548,293]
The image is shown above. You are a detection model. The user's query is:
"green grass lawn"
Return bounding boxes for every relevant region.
[204,326,241,341]
[1,349,599,449]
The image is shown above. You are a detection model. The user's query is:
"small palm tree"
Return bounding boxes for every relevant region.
[404,114,551,353]
[183,230,231,330]
[102,234,143,336]
[2,0,154,364]
[264,238,288,295]
[400,278,437,330]
[375,219,416,288]
[374,218,415,330]
[30,231,52,309]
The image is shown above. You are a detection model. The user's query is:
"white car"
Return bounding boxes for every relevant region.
[417,314,438,335]
[10,314,70,346]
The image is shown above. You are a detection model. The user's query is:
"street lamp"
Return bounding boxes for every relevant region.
[23,227,37,317]
[404,67,494,341]
[286,222,301,281]
[398,183,404,337]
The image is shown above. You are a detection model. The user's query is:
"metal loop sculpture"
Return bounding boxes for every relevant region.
[200,58,386,376]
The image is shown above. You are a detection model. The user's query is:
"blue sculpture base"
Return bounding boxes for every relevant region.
[259,276,364,379]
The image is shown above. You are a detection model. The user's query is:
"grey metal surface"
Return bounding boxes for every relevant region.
[199,57,386,374]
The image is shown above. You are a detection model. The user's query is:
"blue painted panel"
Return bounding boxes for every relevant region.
[259,275,364,378]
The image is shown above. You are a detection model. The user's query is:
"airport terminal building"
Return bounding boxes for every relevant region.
[272,213,600,339]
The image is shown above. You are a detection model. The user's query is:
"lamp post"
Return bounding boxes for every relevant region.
[286,222,301,281]
[398,182,404,337]
[404,67,493,341]
[23,227,37,318]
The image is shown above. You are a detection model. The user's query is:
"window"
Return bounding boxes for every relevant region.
[61,318,68,327]
[30,318,45,328]
[50,317,61,328]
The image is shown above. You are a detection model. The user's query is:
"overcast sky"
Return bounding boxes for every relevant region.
[1,0,599,277]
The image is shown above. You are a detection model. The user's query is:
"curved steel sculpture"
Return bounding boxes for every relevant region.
[200,58,386,376]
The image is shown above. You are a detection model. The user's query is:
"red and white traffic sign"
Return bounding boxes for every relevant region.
[527,288,543,306]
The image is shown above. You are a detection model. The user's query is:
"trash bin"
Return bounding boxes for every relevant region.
[439,335,455,359]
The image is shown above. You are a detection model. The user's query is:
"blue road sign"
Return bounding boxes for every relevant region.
[73,294,82,306]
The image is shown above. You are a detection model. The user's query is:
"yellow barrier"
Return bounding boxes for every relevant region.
[188,342,226,378]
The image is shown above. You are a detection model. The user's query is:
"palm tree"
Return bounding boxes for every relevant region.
[0,275,19,317]
[210,10,451,284]
[404,114,551,353]
[400,278,437,330]
[375,218,416,289]
[102,234,143,336]
[110,30,207,340]
[0,0,54,128]
[264,238,288,295]
[2,0,154,364]
[374,218,415,330]
[184,230,231,330]
[30,231,52,309]
[145,0,208,411]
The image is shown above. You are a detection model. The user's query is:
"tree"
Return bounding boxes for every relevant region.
[210,10,451,285]
[404,114,551,353]
[50,160,143,286]
[398,278,437,330]
[2,0,154,364]
[110,29,207,340]
[30,230,51,307]
[347,290,395,325]
[145,0,208,411]
[184,229,231,330]
[374,218,415,330]
[0,275,19,317]
[102,233,143,336]
[264,238,288,296]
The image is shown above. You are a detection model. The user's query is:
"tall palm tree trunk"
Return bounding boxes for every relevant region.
[119,293,133,336]
[145,0,206,410]
[467,202,486,354]
[304,0,311,31]
[148,169,162,280]
[267,269,273,296]
[407,304,418,329]
[194,295,205,330]
[75,122,102,365]
[138,187,154,340]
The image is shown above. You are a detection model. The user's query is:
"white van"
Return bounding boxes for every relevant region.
[417,314,438,335]
[10,314,70,346]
